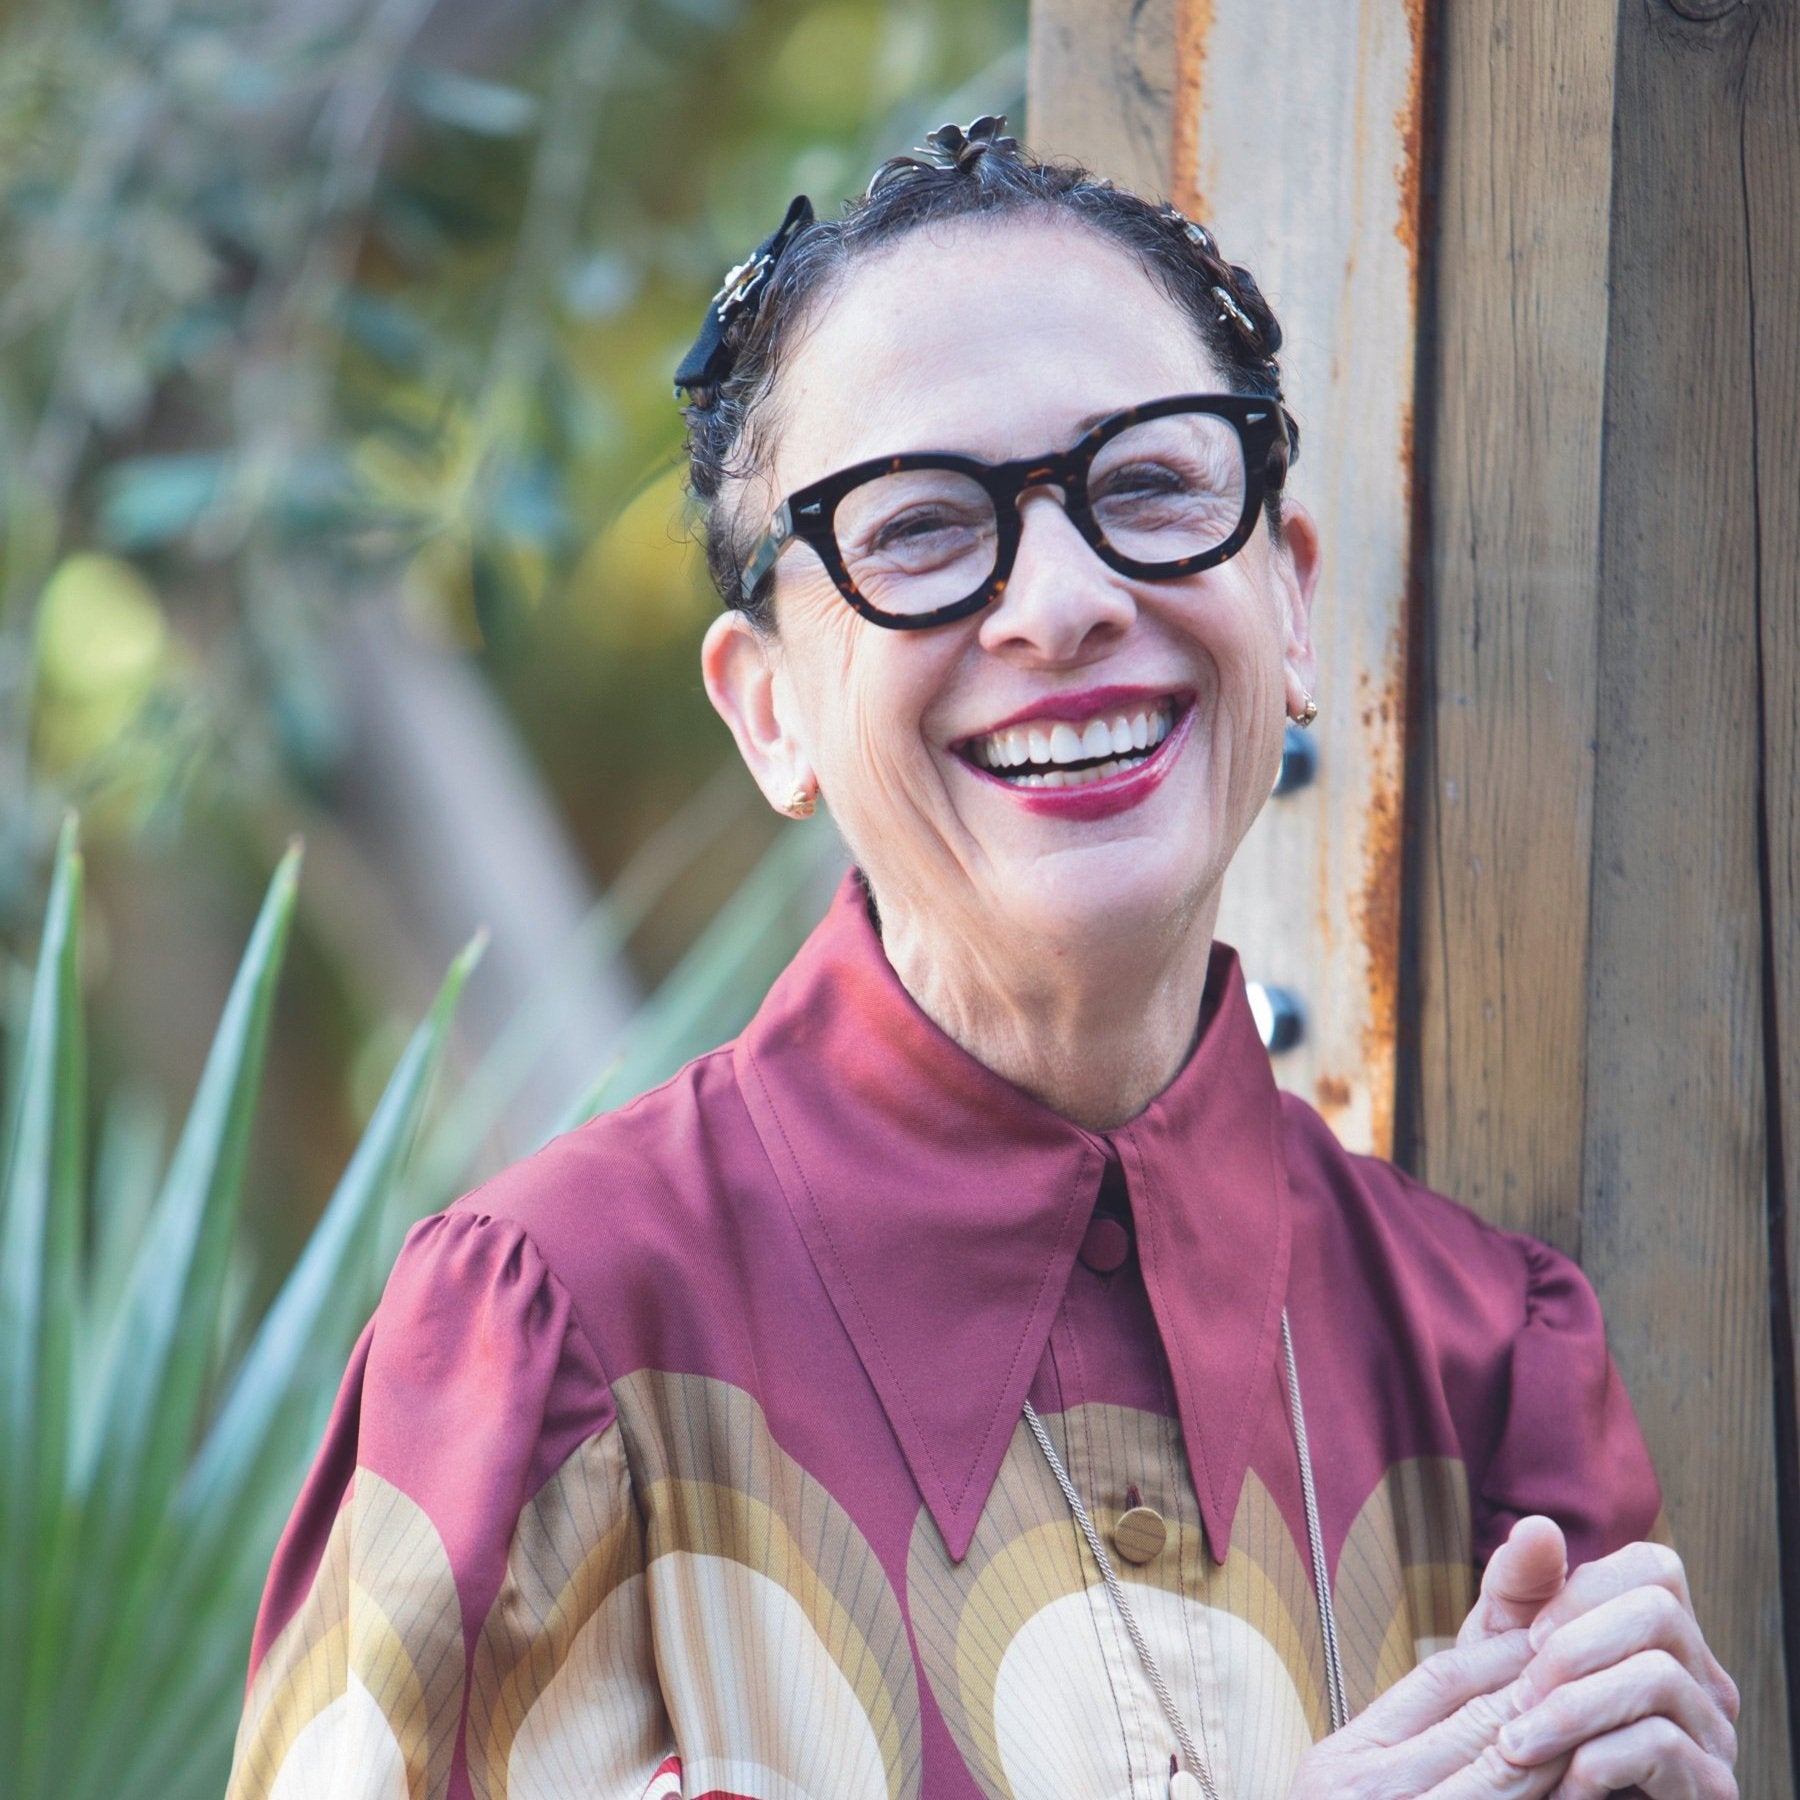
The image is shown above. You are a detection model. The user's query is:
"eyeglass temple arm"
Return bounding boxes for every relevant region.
[739,502,795,603]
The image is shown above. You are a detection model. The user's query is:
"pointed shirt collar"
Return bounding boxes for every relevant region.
[734,873,1291,1562]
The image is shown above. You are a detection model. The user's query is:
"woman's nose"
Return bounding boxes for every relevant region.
[976,486,1137,662]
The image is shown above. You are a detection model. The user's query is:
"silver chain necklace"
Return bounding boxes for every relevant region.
[1022,1309,1348,1800]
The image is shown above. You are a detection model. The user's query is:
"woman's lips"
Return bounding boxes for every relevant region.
[957,699,1194,821]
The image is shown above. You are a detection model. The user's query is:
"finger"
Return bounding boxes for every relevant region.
[1352,1630,1535,1745]
[1522,1583,1739,1725]
[1461,1516,1570,1646]
[1394,1666,1554,1792]
[1422,1743,1571,1800]
[1527,1541,1693,1646]
[1496,1649,1736,1769]
[1547,1715,1737,1800]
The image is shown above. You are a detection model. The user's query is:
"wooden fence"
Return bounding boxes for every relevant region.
[1029,0,1799,1791]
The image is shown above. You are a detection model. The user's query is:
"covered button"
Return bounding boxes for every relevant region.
[1113,1504,1167,1564]
[1078,1214,1132,1274]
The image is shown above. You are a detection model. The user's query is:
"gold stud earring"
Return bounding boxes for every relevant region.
[1293,694,1318,729]
[779,782,817,819]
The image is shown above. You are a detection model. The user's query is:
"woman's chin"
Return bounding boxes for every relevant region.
[982,843,1221,957]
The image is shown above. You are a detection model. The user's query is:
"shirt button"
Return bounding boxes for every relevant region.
[1113,1504,1167,1564]
[1078,1214,1132,1274]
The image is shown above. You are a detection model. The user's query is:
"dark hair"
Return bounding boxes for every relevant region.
[680,119,1297,630]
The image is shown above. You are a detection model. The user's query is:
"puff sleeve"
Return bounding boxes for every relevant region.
[226,1209,675,1800]
[1472,1233,1664,1570]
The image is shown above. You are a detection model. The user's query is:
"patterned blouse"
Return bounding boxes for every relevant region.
[227,873,1661,1800]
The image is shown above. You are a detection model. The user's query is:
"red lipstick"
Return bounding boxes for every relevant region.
[960,699,1193,821]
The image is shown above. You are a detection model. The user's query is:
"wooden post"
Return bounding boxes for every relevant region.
[1030,0,1800,1785]
[1030,0,1424,1160]
[1415,2,1799,1787]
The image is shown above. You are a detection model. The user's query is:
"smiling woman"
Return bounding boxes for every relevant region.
[226,122,1740,1800]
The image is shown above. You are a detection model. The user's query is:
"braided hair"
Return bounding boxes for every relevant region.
[678,116,1297,630]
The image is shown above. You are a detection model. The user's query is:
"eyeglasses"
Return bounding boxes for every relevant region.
[739,393,1291,630]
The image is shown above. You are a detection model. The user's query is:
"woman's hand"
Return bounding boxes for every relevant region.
[1288,1522,1574,1799]
[1286,1629,1568,1799]
[1492,1537,1739,1798]
[1287,1521,1738,1799]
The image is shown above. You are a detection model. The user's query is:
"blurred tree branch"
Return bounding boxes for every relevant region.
[0,0,1024,1159]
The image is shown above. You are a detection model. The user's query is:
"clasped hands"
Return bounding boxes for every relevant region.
[1290,1518,1738,1799]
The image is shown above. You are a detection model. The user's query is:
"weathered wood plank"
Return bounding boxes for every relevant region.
[1582,3,1793,1785]
[1031,0,1424,1156]
[1025,0,1176,198]
[1174,0,1423,1155]
[1407,0,1619,1247]
[1743,0,1800,1770]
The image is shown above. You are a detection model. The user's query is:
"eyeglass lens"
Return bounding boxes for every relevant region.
[830,411,1249,619]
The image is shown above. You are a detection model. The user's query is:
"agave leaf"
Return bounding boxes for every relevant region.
[56,846,301,1769]
[184,929,481,1524]
[80,1083,166,1375]
[104,1623,244,1800]
[77,844,300,1514]
[0,817,85,1775]
[66,934,482,1800]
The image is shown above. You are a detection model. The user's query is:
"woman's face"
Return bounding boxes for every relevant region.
[703,214,1318,962]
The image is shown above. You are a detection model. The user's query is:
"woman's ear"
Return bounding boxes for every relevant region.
[701,610,813,811]
[1273,498,1321,715]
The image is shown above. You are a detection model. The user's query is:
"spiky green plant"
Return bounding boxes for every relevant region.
[0,819,480,1800]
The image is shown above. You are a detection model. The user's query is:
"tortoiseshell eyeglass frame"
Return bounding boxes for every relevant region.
[737,392,1292,631]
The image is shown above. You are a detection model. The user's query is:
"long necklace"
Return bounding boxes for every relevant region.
[1022,1309,1348,1800]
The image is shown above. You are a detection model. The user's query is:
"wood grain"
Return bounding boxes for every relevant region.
[1175,0,1423,1156]
[1025,0,1177,196]
[1742,0,1800,1770]
[1029,0,1798,1764]
[1407,0,1619,1247]
[1030,0,1425,1156]
[1580,3,1791,1786]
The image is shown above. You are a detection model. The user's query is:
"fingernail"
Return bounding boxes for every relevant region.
[1528,1612,1553,1650]
[1497,1716,1536,1763]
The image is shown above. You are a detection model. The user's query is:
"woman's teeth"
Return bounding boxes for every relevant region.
[967,703,1175,787]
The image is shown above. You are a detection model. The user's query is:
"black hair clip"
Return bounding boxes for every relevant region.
[923,113,1018,169]
[673,193,815,402]
[870,113,1020,195]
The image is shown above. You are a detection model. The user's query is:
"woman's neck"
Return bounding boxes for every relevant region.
[876,886,1223,1132]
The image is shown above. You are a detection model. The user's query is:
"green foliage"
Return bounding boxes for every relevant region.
[0,799,839,1795]
[0,0,1026,883]
[0,0,1023,1774]
[0,822,478,1798]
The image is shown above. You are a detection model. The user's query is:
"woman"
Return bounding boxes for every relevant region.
[227,120,1738,1800]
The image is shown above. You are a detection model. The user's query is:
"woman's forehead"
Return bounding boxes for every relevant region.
[766,216,1221,484]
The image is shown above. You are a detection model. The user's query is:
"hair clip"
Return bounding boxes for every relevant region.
[1212,283,1259,344]
[673,194,815,401]
[1157,202,1216,256]
[922,113,1019,170]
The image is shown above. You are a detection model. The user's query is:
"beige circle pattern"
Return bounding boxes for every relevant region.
[618,1369,924,1800]
[908,1403,1477,1800]
[468,1428,663,1799]
[228,1471,465,1800]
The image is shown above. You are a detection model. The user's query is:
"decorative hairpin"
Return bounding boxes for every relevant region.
[1158,202,1216,256]
[922,113,1018,169]
[1212,284,1258,342]
[673,193,815,401]
[869,113,1020,195]
[1155,202,1269,358]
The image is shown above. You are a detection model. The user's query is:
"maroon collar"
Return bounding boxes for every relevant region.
[735,873,1291,1562]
